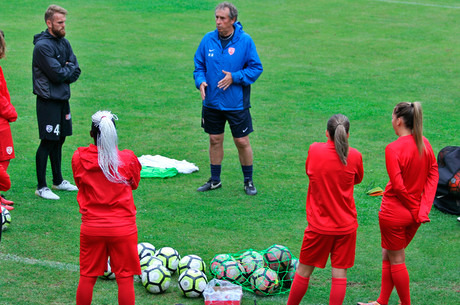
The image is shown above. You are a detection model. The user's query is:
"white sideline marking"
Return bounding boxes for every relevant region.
[0,253,180,285]
[371,0,460,9]
[0,253,80,272]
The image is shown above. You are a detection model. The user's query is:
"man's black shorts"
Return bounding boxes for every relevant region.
[36,96,72,140]
[201,107,253,138]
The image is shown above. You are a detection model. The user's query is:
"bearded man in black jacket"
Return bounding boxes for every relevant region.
[32,4,81,200]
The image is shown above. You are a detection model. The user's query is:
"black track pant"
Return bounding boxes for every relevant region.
[36,138,66,189]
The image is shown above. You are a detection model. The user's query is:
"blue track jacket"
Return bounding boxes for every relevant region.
[194,22,263,111]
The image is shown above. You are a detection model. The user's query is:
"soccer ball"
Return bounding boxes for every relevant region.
[1,206,11,231]
[178,254,206,275]
[210,253,236,274]
[0,208,5,231]
[155,247,180,274]
[214,260,246,284]
[140,255,163,272]
[238,250,265,276]
[291,258,299,269]
[263,244,292,272]
[448,171,460,196]
[249,267,279,295]
[280,258,298,287]
[138,242,156,260]
[100,258,115,280]
[141,264,171,294]
[178,268,208,297]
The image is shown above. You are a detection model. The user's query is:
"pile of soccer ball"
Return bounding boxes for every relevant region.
[210,244,298,296]
[1,206,11,232]
[100,242,208,298]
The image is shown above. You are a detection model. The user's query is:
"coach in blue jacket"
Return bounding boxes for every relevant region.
[193,2,263,196]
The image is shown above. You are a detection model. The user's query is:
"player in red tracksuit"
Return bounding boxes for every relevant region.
[358,102,438,305]
[0,164,11,192]
[0,163,11,242]
[287,114,364,305]
[72,111,142,305]
[0,30,17,208]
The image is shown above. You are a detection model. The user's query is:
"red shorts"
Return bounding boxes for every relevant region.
[299,227,356,269]
[379,217,420,251]
[79,232,141,277]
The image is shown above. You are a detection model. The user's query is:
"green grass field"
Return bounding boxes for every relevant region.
[0,0,459,304]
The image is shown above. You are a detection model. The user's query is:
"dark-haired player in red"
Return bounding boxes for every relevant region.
[358,102,438,305]
[287,114,363,305]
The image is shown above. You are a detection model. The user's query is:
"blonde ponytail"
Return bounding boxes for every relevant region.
[412,102,424,155]
[393,102,425,155]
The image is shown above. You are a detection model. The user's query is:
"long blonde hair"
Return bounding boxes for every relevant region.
[394,102,425,155]
[327,114,350,165]
[91,111,126,183]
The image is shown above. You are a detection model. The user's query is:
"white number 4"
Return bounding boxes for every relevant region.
[54,124,60,136]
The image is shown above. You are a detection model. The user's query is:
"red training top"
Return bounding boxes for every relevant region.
[0,66,17,161]
[72,144,141,236]
[305,140,364,235]
[380,135,438,224]
[0,164,11,191]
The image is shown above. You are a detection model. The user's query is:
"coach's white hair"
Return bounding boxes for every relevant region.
[91,111,126,183]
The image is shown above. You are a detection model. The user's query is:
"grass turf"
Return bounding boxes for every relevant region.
[0,0,459,304]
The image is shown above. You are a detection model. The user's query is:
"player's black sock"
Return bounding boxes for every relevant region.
[242,165,253,183]
[210,164,221,182]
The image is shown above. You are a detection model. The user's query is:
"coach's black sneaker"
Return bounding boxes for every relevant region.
[197,179,222,192]
[244,180,257,195]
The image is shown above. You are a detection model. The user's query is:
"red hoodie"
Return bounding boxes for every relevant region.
[0,66,17,161]
[72,144,141,236]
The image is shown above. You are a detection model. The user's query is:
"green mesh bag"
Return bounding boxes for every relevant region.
[209,244,298,296]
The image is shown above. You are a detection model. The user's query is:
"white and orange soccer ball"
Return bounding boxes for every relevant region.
[249,267,279,295]
[213,259,246,284]
[263,244,292,272]
[238,250,265,277]
[210,253,235,276]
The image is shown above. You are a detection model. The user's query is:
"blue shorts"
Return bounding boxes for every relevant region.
[201,106,253,138]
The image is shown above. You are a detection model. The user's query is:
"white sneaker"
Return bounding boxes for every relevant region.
[52,180,78,191]
[35,187,60,200]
